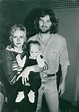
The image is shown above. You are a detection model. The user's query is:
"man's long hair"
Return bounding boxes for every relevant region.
[34,8,58,34]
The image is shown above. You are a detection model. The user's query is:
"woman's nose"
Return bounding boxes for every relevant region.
[17,37,20,42]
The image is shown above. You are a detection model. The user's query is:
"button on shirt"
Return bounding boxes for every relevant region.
[28,33,70,75]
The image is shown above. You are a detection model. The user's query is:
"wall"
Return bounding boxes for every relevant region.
[55,8,79,105]
[0,1,52,46]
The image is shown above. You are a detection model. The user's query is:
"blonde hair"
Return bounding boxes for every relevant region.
[9,24,27,49]
[10,24,26,37]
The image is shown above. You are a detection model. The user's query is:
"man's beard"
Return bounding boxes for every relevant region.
[39,26,51,33]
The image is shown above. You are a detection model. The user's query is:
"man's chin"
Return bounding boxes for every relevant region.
[40,29,50,33]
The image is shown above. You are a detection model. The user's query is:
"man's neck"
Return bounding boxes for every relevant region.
[40,32,51,41]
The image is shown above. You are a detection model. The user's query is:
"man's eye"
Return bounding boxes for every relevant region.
[20,36,23,38]
[39,19,43,22]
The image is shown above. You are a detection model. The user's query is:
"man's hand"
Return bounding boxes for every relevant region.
[58,81,65,96]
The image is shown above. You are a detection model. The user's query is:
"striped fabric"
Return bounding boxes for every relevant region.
[10,60,23,84]
[12,60,23,75]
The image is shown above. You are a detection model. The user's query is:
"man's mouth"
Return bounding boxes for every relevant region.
[16,43,21,44]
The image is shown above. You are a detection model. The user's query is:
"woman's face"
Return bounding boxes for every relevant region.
[11,30,26,49]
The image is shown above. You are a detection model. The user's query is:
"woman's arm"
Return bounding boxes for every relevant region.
[21,65,43,84]
[29,65,44,72]
[21,62,48,84]
[1,50,18,85]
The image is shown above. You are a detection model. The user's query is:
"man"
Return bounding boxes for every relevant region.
[27,8,70,112]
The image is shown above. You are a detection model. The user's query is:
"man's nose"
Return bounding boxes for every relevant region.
[43,21,46,26]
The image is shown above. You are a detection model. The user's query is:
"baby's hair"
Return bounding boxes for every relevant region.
[26,40,41,56]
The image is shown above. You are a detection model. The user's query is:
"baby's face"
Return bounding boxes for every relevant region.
[30,44,41,59]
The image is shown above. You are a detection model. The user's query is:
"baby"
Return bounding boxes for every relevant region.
[16,40,47,103]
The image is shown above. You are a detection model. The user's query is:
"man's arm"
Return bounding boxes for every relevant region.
[61,65,68,83]
[59,65,69,96]
[59,38,70,96]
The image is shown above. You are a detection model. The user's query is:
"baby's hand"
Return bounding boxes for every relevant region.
[37,53,45,67]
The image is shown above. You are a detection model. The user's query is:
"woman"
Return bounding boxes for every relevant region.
[0,45,6,112]
[1,24,27,112]
[1,24,47,112]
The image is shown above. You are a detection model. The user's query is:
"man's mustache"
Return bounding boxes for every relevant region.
[41,26,48,28]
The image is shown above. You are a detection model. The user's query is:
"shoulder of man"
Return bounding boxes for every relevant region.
[27,34,38,42]
[54,33,65,40]
[54,33,66,43]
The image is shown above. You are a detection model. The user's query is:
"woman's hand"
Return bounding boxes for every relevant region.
[22,66,34,84]
[22,67,30,84]
[16,74,22,81]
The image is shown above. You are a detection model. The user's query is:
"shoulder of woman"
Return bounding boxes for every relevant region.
[1,49,14,61]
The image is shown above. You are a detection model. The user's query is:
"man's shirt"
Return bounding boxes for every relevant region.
[28,33,70,74]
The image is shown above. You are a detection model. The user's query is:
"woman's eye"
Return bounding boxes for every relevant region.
[13,36,17,38]
[47,20,50,23]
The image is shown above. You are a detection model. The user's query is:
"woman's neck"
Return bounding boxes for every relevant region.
[13,47,23,53]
